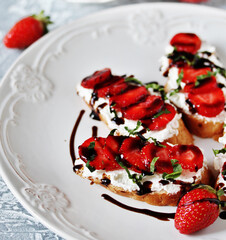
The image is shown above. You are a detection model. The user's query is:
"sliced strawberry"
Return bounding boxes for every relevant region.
[170,33,201,54]
[123,95,164,120]
[183,76,217,93]
[119,137,145,172]
[109,86,149,110]
[95,76,126,98]
[143,104,176,131]
[180,66,211,84]
[104,135,124,162]
[81,68,112,89]
[78,137,121,171]
[171,145,203,172]
[188,87,225,117]
[141,143,173,174]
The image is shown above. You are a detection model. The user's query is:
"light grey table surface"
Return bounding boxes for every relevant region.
[0,0,226,239]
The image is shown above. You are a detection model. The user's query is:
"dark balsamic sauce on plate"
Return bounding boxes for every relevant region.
[69,110,85,165]
[101,194,175,221]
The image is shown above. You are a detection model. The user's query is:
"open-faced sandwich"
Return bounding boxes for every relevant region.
[74,133,209,206]
[77,68,193,144]
[160,33,226,139]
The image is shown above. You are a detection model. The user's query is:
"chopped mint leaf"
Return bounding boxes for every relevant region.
[213,148,226,156]
[152,108,171,119]
[125,76,142,85]
[88,141,95,150]
[109,103,118,119]
[150,157,159,173]
[176,69,184,86]
[162,159,182,180]
[86,160,95,172]
[145,82,164,92]
[222,170,226,176]
[115,156,143,187]
[169,70,184,96]
[195,70,219,87]
[217,189,225,198]
[124,121,142,136]
[109,129,117,136]
[86,141,96,172]
[149,137,166,148]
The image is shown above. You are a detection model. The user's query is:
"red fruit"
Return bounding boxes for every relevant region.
[78,137,121,171]
[81,68,112,89]
[171,145,203,172]
[141,143,173,174]
[4,10,52,49]
[175,187,219,234]
[188,87,225,117]
[109,86,149,110]
[123,95,164,120]
[170,33,201,54]
[180,66,211,84]
[119,137,145,172]
[144,104,176,131]
[104,135,124,161]
[183,76,217,93]
[96,77,127,98]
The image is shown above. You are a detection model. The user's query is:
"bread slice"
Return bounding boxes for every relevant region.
[161,33,226,140]
[74,159,210,206]
[77,84,193,145]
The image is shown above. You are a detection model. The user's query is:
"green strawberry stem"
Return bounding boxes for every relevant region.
[32,10,53,33]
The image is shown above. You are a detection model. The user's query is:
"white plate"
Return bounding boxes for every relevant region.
[0,2,226,240]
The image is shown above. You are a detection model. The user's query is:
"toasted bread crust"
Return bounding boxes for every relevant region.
[183,113,224,139]
[75,166,210,206]
[167,118,193,145]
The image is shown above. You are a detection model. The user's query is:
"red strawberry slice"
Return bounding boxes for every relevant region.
[180,66,211,84]
[123,95,164,120]
[109,86,149,110]
[97,78,129,98]
[143,104,176,131]
[175,187,219,234]
[141,143,173,174]
[188,87,225,117]
[171,145,203,172]
[183,76,217,93]
[81,68,112,89]
[119,137,146,172]
[78,137,121,171]
[170,33,201,54]
[104,135,124,162]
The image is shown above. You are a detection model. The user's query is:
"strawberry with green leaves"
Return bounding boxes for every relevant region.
[175,185,225,234]
[4,10,52,49]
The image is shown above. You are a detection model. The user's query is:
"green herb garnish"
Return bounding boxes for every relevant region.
[150,157,159,174]
[149,137,166,148]
[222,170,226,176]
[86,141,96,172]
[152,108,171,119]
[124,121,142,136]
[125,76,143,85]
[213,148,226,156]
[115,156,143,187]
[195,70,219,87]
[162,159,182,180]
[169,70,184,96]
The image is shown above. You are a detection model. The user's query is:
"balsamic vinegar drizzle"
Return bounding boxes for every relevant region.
[69,110,85,165]
[92,126,98,137]
[101,194,175,221]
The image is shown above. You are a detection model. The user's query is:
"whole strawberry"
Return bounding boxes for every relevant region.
[175,185,220,234]
[3,10,52,49]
